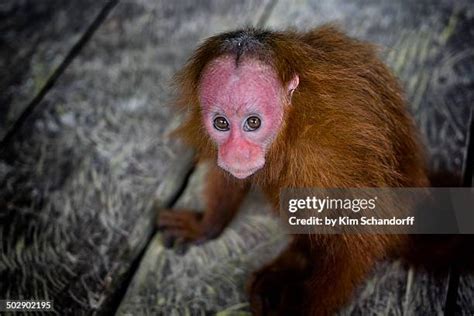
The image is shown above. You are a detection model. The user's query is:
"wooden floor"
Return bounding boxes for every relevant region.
[0,0,473,315]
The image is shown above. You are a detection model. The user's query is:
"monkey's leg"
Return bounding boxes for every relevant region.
[248,235,381,316]
[157,164,249,246]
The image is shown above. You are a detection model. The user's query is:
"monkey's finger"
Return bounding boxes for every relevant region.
[158,212,205,235]
[158,210,197,223]
[161,232,176,248]
[157,210,179,221]
[157,220,192,233]
[161,230,194,248]
[157,213,188,229]
[174,237,191,255]
[161,210,203,221]
[161,232,193,254]
[163,228,199,240]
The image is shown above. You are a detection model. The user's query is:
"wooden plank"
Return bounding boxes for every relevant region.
[0,0,108,140]
[0,0,218,314]
[457,274,474,316]
[117,163,288,315]
[456,101,474,314]
[265,0,474,314]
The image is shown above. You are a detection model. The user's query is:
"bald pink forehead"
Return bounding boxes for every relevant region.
[199,56,283,114]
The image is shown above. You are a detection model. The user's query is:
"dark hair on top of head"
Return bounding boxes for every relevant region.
[182,28,278,84]
[217,28,273,66]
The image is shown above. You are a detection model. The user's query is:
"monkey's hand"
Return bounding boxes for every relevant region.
[157,209,222,248]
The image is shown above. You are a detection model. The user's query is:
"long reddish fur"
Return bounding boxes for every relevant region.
[171,25,429,315]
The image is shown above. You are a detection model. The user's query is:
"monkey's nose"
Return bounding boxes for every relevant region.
[234,142,260,162]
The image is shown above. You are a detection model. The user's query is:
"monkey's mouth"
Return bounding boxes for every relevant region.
[223,165,264,179]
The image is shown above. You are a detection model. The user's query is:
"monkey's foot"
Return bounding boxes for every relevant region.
[247,264,308,316]
[157,209,206,247]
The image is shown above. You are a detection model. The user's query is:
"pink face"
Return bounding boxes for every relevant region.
[199,56,299,179]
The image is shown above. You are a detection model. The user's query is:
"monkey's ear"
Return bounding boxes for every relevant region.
[287,74,299,98]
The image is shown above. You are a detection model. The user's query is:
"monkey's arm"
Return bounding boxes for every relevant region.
[158,163,250,245]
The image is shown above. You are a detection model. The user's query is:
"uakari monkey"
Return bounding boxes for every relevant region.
[158,26,428,315]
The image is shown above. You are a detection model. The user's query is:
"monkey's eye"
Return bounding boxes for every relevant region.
[213,116,230,131]
[244,116,261,131]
